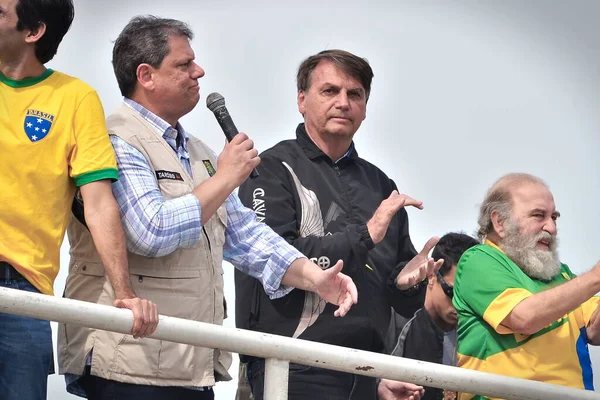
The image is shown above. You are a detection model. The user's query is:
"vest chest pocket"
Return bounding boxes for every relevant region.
[156,177,194,199]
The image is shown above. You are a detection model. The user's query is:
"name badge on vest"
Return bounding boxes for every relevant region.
[203,160,216,176]
[156,170,184,181]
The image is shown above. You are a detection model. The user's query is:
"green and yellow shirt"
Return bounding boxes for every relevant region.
[453,242,598,399]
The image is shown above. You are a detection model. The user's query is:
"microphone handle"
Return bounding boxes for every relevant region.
[214,109,259,179]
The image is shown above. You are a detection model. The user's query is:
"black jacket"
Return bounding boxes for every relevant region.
[235,124,423,356]
[391,308,455,400]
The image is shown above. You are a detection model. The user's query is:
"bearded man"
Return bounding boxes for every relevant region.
[453,173,600,399]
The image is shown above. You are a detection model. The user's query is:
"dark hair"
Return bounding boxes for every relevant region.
[112,15,193,97]
[15,0,74,64]
[297,49,374,100]
[432,232,479,276]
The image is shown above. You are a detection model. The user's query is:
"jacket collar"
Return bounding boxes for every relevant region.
[295,123,358,164]
[418,307,447,339]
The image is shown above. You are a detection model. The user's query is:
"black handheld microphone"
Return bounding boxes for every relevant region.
[206,92,259,179]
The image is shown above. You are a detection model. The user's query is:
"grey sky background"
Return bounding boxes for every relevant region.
[45,1,600,398]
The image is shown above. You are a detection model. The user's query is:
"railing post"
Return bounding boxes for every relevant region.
[264,358,289,400]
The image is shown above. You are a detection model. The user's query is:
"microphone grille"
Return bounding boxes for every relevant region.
[206,92,225,112]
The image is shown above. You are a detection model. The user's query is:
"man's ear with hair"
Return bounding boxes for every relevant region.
[491,210,507,239]
[297,90,306,116]
[136,63,156,91]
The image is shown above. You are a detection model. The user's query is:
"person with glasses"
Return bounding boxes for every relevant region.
[379,232,479,400]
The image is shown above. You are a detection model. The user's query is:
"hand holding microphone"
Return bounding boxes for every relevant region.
[206,92,260,180]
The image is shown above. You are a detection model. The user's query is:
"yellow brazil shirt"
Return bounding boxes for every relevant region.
[0,69,118,295]
[453,242,599,399]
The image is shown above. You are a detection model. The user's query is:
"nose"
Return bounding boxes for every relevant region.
[192,62,205,79]
[335,91,350,109]
[544,217,557,236]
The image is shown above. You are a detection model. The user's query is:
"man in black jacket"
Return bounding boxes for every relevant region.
[379,232,479,400]
[235,49,441,400]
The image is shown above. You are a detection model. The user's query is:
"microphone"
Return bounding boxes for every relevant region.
[206,92,259,179]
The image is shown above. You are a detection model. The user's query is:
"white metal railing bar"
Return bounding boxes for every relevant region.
[264,358,290,400]
[0,286,597,400]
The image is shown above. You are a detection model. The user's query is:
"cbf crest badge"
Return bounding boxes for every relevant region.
[24,109,55,142]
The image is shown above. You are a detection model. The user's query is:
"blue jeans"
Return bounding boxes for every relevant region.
[0,266,53,400]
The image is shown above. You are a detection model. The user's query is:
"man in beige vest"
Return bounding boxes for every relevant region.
[58,15,358,400]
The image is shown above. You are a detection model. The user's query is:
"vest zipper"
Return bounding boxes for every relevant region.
[203,226,217,325]
[203,227,212,251]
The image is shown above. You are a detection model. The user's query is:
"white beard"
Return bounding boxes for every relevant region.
[501,218,561,281]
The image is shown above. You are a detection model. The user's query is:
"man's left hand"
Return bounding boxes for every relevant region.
[314,260,358,317]
[114,296,159,339]
[396,236,444,290]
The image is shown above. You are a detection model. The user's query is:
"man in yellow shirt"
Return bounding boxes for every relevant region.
[0,1,158,399]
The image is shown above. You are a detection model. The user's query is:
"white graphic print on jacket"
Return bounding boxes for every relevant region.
[282,161,329,338]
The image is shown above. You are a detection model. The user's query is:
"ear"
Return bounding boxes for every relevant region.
[136,63,155,91]
[24,22,46,45]
[297,91,306,116]
[491,210,507,238]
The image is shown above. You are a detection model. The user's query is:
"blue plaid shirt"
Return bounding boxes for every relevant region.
[113,98,301,298]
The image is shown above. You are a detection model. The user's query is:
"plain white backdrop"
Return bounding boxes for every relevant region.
[43,1,600,398]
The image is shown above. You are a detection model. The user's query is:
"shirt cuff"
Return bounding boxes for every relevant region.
[359,223,375,250]
[264,250,305,300]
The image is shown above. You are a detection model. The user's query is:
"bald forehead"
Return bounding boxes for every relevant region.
[493,174,547,192]
[511,181,553,201]
[510,181,559,218]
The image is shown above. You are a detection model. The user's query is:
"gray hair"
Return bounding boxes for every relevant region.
[477,173,548,241]
[112,15,193,97]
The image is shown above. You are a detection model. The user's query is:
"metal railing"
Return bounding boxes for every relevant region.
[0,286,597,400]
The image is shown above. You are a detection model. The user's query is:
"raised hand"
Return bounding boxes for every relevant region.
[215,132,260,188]
[396,236,444,290]
[367,191,423,244]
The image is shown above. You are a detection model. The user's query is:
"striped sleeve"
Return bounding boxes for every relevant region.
[223,192,303,299]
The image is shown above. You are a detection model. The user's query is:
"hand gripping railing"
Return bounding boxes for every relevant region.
[0,286,598,400]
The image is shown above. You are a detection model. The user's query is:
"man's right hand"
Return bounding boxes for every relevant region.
[367,191,423,244]
[215,132,260,188]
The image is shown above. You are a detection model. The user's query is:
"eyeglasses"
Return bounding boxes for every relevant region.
[435,270,454,298]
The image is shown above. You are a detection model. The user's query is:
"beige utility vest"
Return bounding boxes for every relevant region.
[58,105,232,387]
